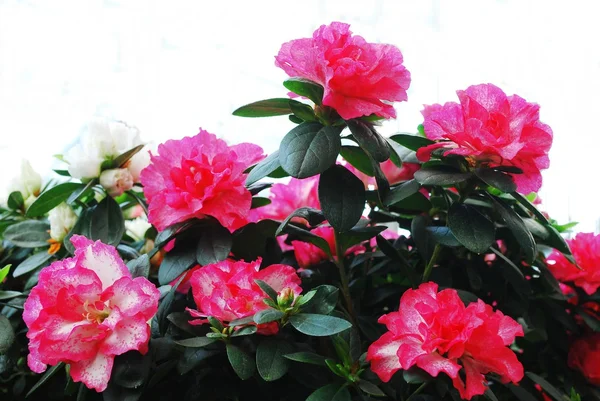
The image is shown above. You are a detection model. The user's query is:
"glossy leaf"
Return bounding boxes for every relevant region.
[289,314,352,337]
[319,165,365,232]
[448,203,495,253]
[246,151,282,186]
[347,120,390,162]
[4,220,50,248]
[256,339,293,381]
[283,78,324,105]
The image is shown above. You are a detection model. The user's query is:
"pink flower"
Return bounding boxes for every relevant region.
[140,129,264,232]
[275,22,411,120]
[367,282,524,400]
[292,225,365,269]
[188,259,301,334]
[346,160,420,188]
[23,235,160,392]
[250,176,320,223]
[419,84,553,194]
[546,232,600,295]
[568,333,600,385]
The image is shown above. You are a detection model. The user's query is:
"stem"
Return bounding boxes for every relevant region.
[422,243,443,282]
[406,382,429,401]
[333,230,357,326]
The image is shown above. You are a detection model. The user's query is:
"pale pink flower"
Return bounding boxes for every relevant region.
[250,177,320,223]
[275,22,411,120]
[140,129,264,232]
[23,235,160,392]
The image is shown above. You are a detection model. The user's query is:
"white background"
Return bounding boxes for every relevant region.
[0,0,599,232]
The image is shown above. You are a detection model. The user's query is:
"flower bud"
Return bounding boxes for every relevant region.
[125,217,152,242]
[99,168,134,197]
[48,203,77,242]
[8,160,42,200]
[277,287,296,309]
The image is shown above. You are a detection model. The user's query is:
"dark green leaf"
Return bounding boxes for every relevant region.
[66,179,97,204]
[511,191,550,224]
[319,165,365,232]
[13,252,52,278]
[426,226,460,247]
[0,315,15,354]
[7,191,24,210]
[283,78,324,105]
[275,207,326,236]
[389,134,435,151]
[506,384,539,401]
[384,179,420,206]
[256,339,293,381]
[175,337,218,348]
[577,308,600,332]
[88,196,125,246]
[254,309,285,324]
[231,326,258,337]
[544,225,572,256]
[289,314,352,337]
[284,352,327,366]
[488,195,536,263]
[112,145,145,169]
[306,383,351,401]
[376,235,418,289]
[340,146,374,176]
[226,344,256,380]
[126,254,150,279]
[300,285,339,315]
[414,166,471,186]
[279,123,342,178]
[526,372,568,401]
[112,351,151,389]
[3,220,50,247]
[358,380,385,397]
[233,98,298,117]
[290,101,318,122]
[448,203,495,253]
[246,151,282,186]
[475,168,517,193]
[524,218,550,239]
[255,279,278,301]
[26,362,65,397]
[337,226,386,251]
[158,242,197,286]
[231,219,281,262]
[177,347,218,375]
[347,120,390,162]
[389,191,432,212]
[279,224,332,257]
[196,224,232,266]
[0,291,22,300]
[251,197,271,209]
[156,278,183,336]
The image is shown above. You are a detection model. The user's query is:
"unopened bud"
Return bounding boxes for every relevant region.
[277,287,296,308]
[99,168,134,197]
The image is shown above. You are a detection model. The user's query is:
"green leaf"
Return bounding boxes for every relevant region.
[111,351,151,389]
[300,285,339,315]
[506,383,539,401]
[231,219,281,262]
[475,168,517,193]
[233,98,297,117]
[279,224,332,257]
[337,226,386,251]
[158,240,197,285]
[175,337,218,348]
[154,220,195,248]
[384,179,420,206]
[526,372,568,401]
[177,347,218,375]
[289,314,352,337]
[290,101,318,122]
[88,196,125,246]
[347,120,390,162]
[13,252,52,278]
[0,291,22,300]
[488,195,536,263]
[511,191,550,224]
[226,344,256,380]
[53,169,71,177]
[66,179,97,205]
[389,133,435,151]
[246,151,282,186]
[283,352,327,366]
[4,220,50,247]
[126,254,150,279]
[111,145,145,169]
[283,78,324,105]
[0,315,15,354]
[231,326,258,337]
[253,309,285,325]
[26,362,65,397]
[156,278,183,336]
[426,226,461,247]
[256,339,293,381]
[0,264,10,283]
[414,165,471,186]
[577,308,600,332]
[255,279,278,301]
[63,208,93,254]
[26,183,84,217]
[279,123,342,178]
[376,235,418,289]
[339,146,374,176]
[251,197,271,209]
[544,225,573,256]
[318,165,366,232]
[448,203,495,253]
[7,191,24,210]
[196,224,232,266]
[358,380,386,397]
[306,383,351,401]
[275,207,326,236]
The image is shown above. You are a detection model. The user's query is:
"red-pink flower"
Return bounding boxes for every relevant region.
[188,258,301,334]
[140,129,264,232]
[546,232,600,295]
[367,282,524,400]
[275,22,411,120]
[568,333,600,385]
[419,84,552,194]
[292,225,365,269]
[250,176,320,223]
[23,235,160,392]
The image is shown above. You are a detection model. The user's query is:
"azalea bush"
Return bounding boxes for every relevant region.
[0,21,599,401]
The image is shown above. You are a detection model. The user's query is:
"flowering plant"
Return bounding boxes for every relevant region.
[0,21,598,401]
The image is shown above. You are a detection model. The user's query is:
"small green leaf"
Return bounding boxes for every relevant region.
[283,78,324,105]
[233,98,297,117]
[475,168,517,193]
[7,191,24,210]
[13,252,52,278]
[230,326,258,337]
[175,337,218,348]
[255,279,278,301]
[88,196,125,246]
[289,314,352,337]
[319,165,366,232]
[347,120,390,162]
[0,264,10,283]
[111,145,144,169]
[196,224,232,266]
[26,183,84,217]
[340,146,375,176]
[414,165,471,186]
[246,151,282,186]
[389,133,435,151]
[284,352,327,366]
[384,179,420,206]
[226,344,256,380]
[279,123,342,178]
[290,101,318,122]
[3,220,50,248]
[448,203,495,253]
[256,339,293,381]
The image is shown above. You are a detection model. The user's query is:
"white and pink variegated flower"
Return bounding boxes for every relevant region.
[23,235,160,392]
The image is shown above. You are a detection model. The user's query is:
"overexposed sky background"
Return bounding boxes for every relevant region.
[0,0,599,232]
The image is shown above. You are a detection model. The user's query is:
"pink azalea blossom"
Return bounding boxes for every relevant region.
[292,225,365,269]
[419,84,553,194]
[546,232,600,295]
[23,235,160,392]
[140,129,264,232]
[250,176,320,223]
[188,259,301,335]
[275,22,411,120]
[367,282,524,400]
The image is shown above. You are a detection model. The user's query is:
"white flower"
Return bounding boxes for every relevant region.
[125,217,152,242]
[48,203,77,242]
[127,145,151,182]
[99,168,134,197]
[65,118,145,181]
[7,160,42,200]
